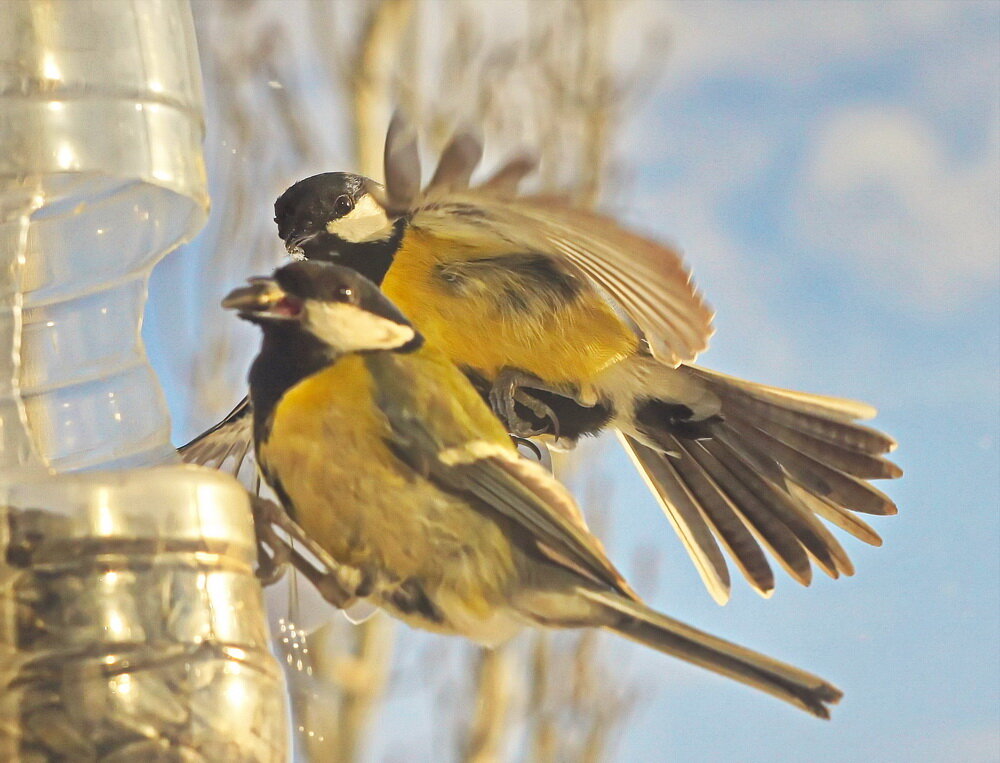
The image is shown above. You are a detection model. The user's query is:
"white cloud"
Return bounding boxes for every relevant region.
[790,105,999,313]
[611,0,998,409]
[619,1,999,322]
[659,0,968,90]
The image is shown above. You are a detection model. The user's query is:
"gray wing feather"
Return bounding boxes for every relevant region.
[477,153,538,195]
[427,128,483,193]
[178,396,254,475]
[660,432,777,595]
[619,433,732,604]
[409,195,715,366]
[383,111,422,211]
[378,116,713,366]
[365,354,633,598]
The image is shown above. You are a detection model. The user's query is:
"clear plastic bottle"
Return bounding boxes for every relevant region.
[0,468,289,762]
[0,0,209,470]
[0,2,289,759]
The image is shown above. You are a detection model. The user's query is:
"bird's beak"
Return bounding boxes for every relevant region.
[222,277,303,320]
[284,230,321,258]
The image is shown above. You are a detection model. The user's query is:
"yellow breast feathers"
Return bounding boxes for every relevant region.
[258,350,517,604]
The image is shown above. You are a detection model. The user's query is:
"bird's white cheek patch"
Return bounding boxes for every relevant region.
[325,195,393,243]
[307,302,415,352]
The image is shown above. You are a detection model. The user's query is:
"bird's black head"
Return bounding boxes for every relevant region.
[274,173,405,285]
[223,261,423,355]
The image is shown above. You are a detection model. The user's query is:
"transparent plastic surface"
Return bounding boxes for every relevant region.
[0,0,209,471]
[0,467,289,761]
[0,2,291,760]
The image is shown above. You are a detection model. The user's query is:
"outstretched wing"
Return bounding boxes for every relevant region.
[416,195,715,366]
[364,350,636,600]
[381,114,715,366]
[178,396,255,475]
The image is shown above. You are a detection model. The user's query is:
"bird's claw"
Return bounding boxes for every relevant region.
[251,499,292,584]
[488,372,523,433]
[251,496,359,609]
[513,389,560,439]
[255,536,289,586]
[489,367,563,438]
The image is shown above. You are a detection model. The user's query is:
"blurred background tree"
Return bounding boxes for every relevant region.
[142,2,1000,760]
[147,0,666,760]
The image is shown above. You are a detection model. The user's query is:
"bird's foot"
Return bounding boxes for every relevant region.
[489,367,574,438]
[255,536,289,586]
[512,435,554,471]
[251,496,359,609]
[251,498,292,584]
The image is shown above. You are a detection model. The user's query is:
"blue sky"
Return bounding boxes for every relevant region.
[604,3,999,760]
[149,1,999,760]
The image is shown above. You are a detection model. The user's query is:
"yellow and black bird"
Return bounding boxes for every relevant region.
[223,259,842,719]
[184,117,901,604]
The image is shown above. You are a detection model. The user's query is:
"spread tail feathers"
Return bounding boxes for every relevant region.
[580,587,842,719]
[623,366,900,603]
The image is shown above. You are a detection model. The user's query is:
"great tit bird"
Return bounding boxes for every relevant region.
[184,117,901,605]
[223,260,842,719]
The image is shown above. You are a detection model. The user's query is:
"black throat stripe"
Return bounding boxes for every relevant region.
[301,219,406,286]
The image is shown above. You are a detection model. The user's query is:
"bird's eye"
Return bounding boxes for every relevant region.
[334,195,354,215]
[335,286,354,302]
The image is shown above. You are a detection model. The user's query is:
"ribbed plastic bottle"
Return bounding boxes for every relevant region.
[0,0,208,470]
[0,1,289,760]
